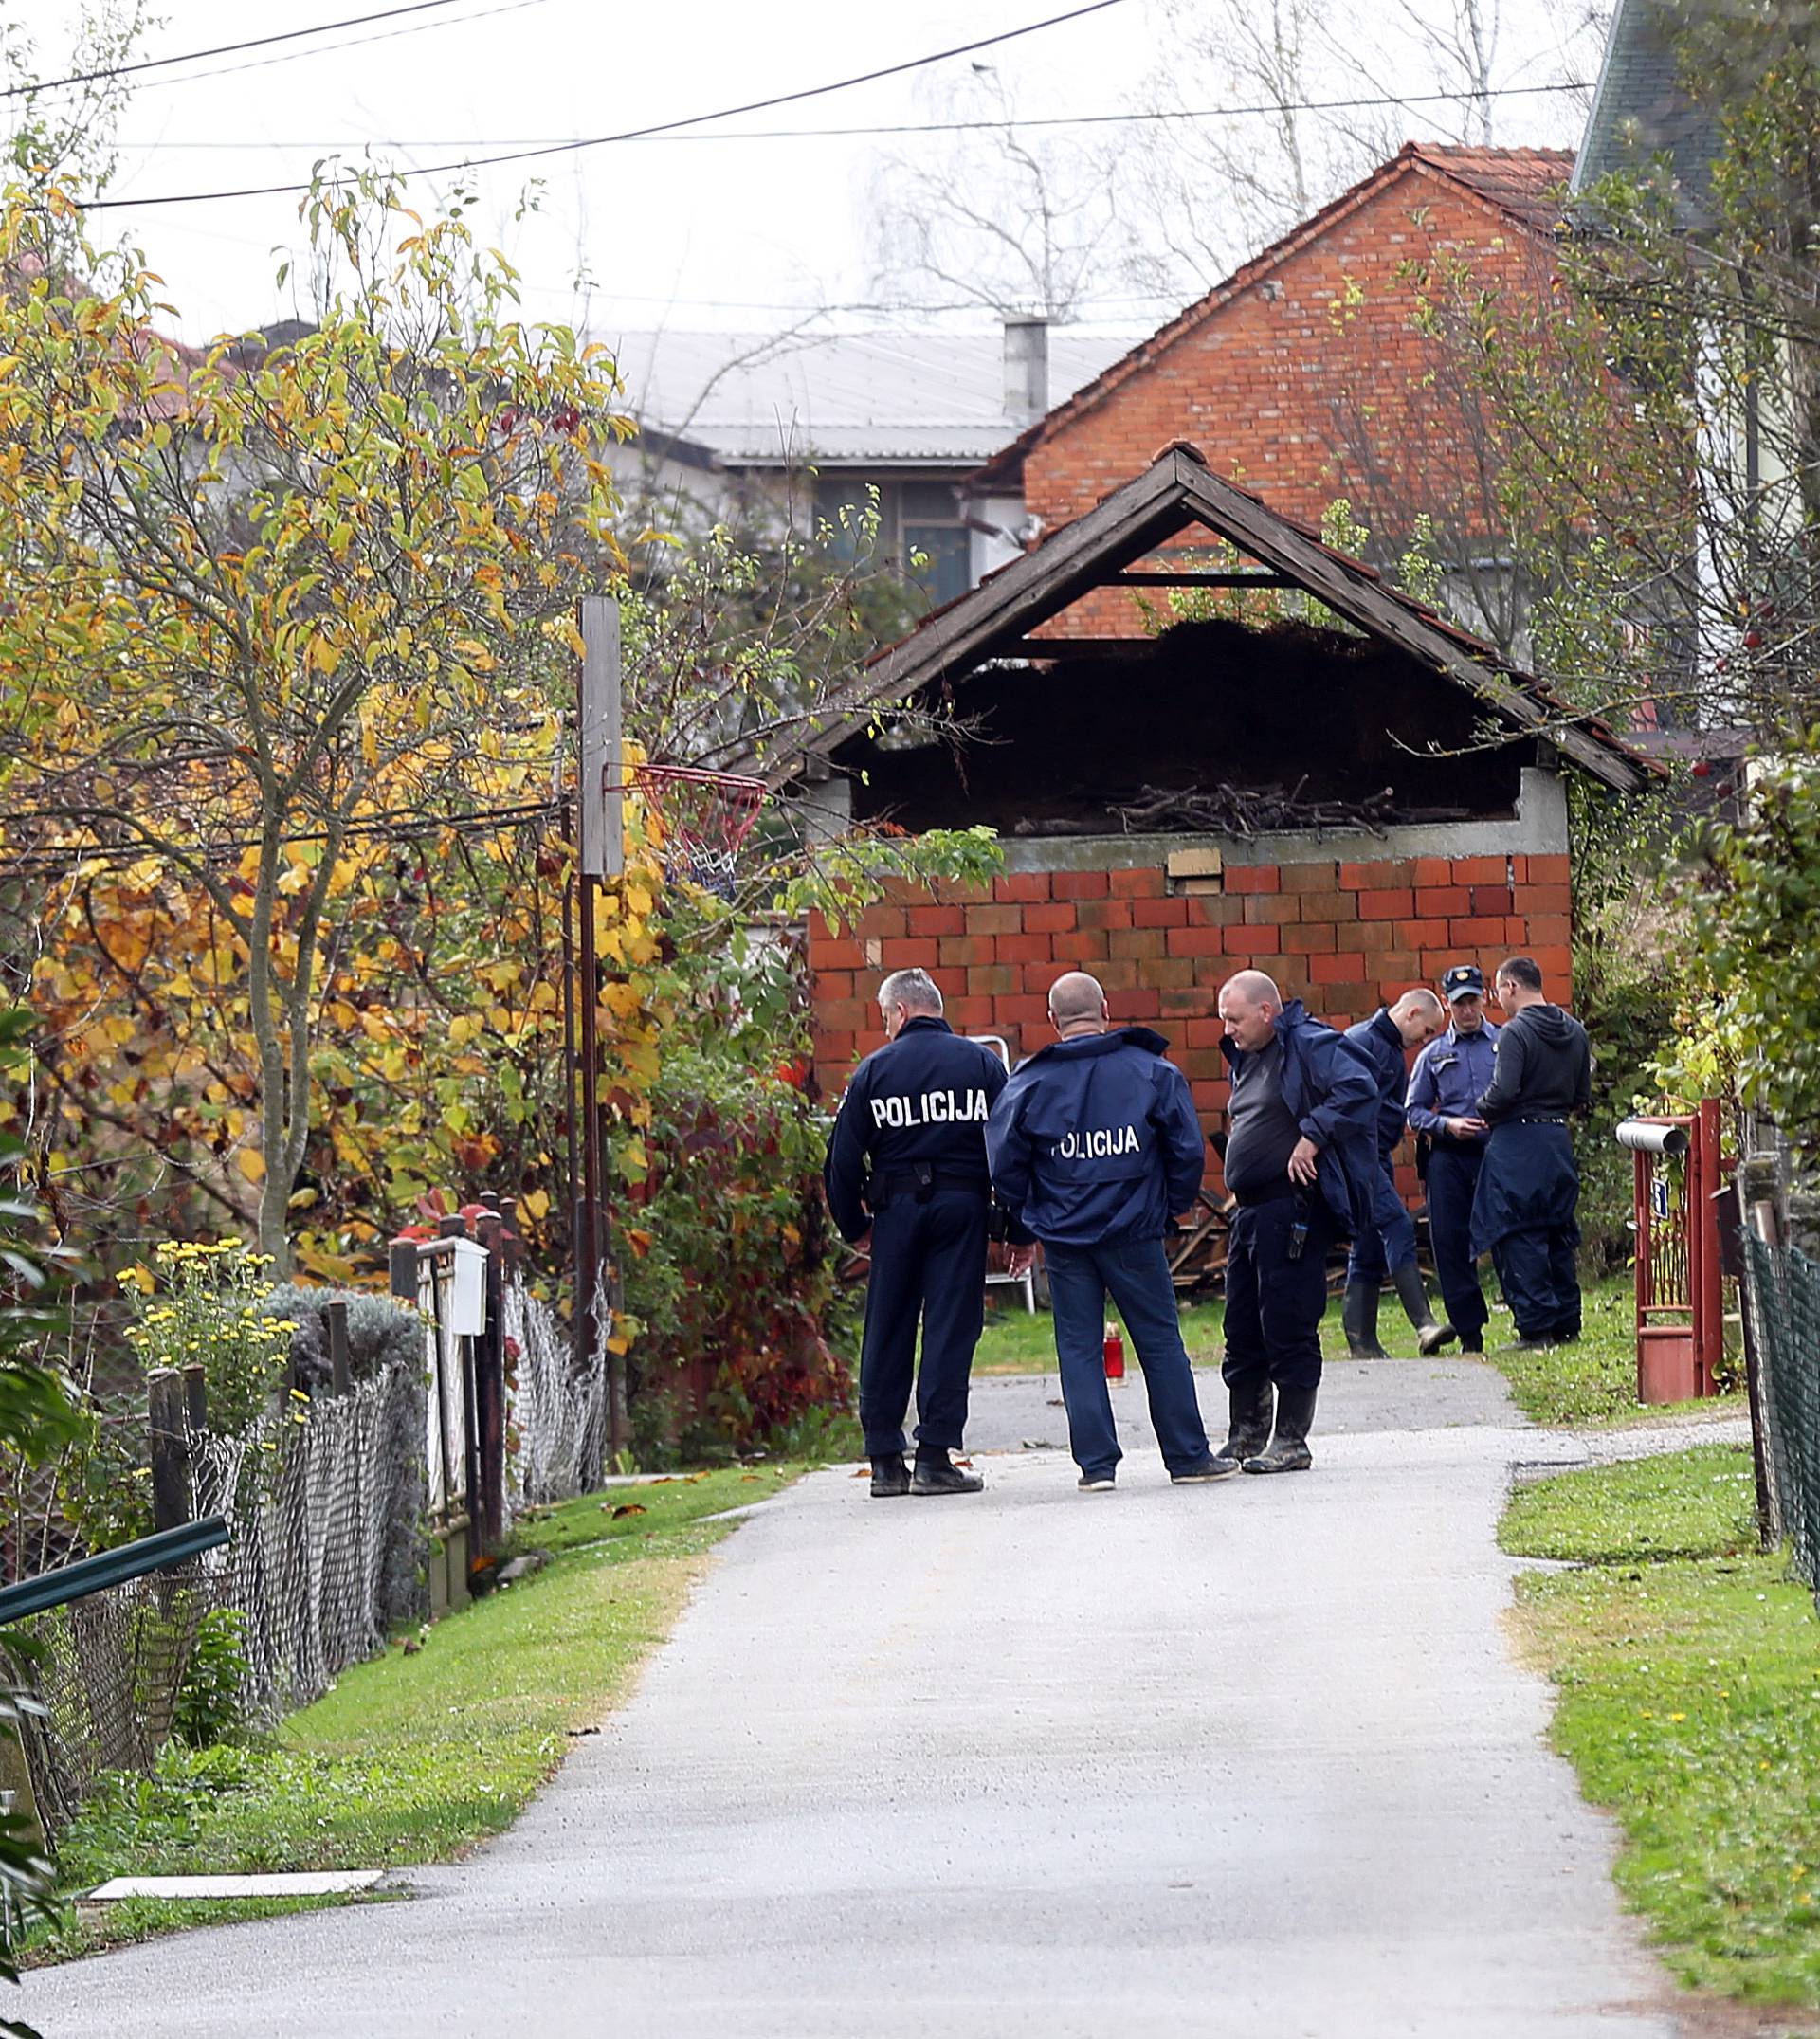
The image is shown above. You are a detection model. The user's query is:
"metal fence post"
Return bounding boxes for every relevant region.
[474,1200,506,1553]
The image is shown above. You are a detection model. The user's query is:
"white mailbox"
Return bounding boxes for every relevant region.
[446,1236,490,1336]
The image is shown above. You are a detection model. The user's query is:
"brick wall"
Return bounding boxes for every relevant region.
[808,852,1573,1205]
[1017,165,1556,639]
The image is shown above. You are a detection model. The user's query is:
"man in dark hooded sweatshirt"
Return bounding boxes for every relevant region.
[1470,956,1592,1347]
[988,971,1229,1492]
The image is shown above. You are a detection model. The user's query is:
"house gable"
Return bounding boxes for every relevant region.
[822,445,1651,797]
[981,144,1573,549]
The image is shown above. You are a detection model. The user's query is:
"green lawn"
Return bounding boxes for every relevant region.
[977,1269,1747,1433]
[32,1464,799,1963]
[1506,1447,1820,2006]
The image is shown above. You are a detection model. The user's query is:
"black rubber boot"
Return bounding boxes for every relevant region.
[912,1450,984,1497]
[1341,1283,1389,1359]
[1210,1377,1275,1471]
[869,1452,911,1498]
[1392,1264,1457,1355]
[1243,1386,1318,1474]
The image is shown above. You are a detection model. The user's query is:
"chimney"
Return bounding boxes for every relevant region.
[1002,314,1050,424]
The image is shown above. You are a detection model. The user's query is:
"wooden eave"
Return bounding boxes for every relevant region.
[792,444,1658,797]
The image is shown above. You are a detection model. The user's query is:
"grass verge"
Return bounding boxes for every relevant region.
[976,1268,1720,1434]
[31,1462,800,1964]
[1504,1445,1820,2006]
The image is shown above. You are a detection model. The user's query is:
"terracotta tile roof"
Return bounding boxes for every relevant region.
[1417,143,1574,226]
[973,142,1574,490]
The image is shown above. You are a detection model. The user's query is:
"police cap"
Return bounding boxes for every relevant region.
[1441,963,1485,1002]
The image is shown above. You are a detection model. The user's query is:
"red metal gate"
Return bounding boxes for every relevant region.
[1618,1101,1723,1404]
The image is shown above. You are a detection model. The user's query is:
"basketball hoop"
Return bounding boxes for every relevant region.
[631,763,767,900]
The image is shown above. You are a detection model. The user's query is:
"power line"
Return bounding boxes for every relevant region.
[7,0,477,100]
[81,0,1129,210]
[47,0,556,100]
[111,77,1595,154]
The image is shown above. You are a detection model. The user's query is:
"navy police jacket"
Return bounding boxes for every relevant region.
[822,1015,1008,1245]
[1344,1007,1412,1161]
[1218,999,1378,1238]
[986,1026,1204,1247]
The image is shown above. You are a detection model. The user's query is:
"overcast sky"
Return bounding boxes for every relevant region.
[9,0,1603,345]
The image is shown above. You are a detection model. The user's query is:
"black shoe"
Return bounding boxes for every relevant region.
[1507,1336,1555,1352]
[1341,1282,1389,1359]
[1211,1377,1275,1470]
[869,1453,910,1499]
[1171,1453,1241,1484]
[1459,1334,1484,1355]
[1244,1386,1318,1474]
[912,1452,984,1497]
[1077,1472,1117,1492]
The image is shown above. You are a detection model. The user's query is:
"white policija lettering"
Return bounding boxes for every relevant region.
[870,1089,991,1129]
[1055,1125,1141,1159]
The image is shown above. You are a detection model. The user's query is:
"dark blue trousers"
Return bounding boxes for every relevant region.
[1045,1234,1210,1480]
[1425,1145,1489,1340]
[1491,1229,1583,1342]
[1472,1122,1582,1341]
[858,1188,988,1458]
[1345,1154,1419,1283]
[1222,1196,1334,1394]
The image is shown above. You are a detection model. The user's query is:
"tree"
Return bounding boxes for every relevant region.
[0,170,638,1269]
[865,67,1150,320]
[866,0,1604,322]
[1404,2,1818,737]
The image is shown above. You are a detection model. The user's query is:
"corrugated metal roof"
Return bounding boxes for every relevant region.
[597,326,1138,468]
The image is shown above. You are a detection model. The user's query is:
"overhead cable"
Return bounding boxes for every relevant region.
[112,76,1596,153]
[81,0,1129,210]
[6,0,478,99]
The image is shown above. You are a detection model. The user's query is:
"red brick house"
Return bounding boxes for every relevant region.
[802,446,1655,1203]
[967,143,1573,649]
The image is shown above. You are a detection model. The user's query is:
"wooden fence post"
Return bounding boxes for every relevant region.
[325,1300,351,1398]
[147,1369,191,1534]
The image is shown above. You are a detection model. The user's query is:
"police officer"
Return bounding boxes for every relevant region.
[1469,956,1592,1349]
[1341,988,1451,1358]
[1213,970,1378,1473]
[823,967,1014,1498]
[1405,964,1501,1354]
[987,971,1229,1491]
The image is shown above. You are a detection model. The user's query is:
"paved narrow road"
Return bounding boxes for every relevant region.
[29,1361,1711,2038]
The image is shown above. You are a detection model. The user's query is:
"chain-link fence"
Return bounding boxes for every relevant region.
[1741,1234,1820,1598]
[195,1360,428,1726]
[5,1560,212,1839]
[9,1265,605,1840]
[503,1278,606,1513]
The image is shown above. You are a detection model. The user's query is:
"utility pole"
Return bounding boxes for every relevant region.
[575,595,629,1466]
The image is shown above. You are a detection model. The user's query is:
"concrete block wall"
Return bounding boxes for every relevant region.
[808,850,1573,1206]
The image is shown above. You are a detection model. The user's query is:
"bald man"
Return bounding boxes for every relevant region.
[1213,971,1377,1473]
[988,971,1229,1490]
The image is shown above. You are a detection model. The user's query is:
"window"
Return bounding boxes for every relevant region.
[812,475,970,604]
[904,521,969,607]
